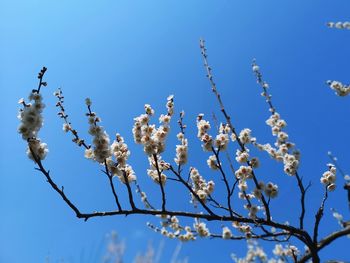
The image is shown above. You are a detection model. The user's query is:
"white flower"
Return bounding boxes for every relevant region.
[207,155,218,170]
[264,182,278,198]
[111,134,130,167]
[144,104,154,115]
[327,80,350,96]
[214,133,229,150]
[283,154,299,176]
[26,139,49,161]
[147,168,166,185]
[327,183,336,191]
[197,119,211,138]
[239,128,252,144]
[235,166,253,180]
[174,135,188,165]
[159,114,171,124]
[222,227,232,239]
[201,133,213,151]
[117,165,137,184]
[320,165,336,190]
[166,95,174,116]
[62,123,70,132]
[84,148,94,159]
[236,149,249,163]
[194,221,210,237]
[238,181,248,191]
[252,65,260,72]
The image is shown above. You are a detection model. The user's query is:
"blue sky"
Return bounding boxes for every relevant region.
[1,0,350,262]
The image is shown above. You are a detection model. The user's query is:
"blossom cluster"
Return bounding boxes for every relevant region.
[253,63,300,176]
[132,96,174,156]
[174,132,188,165]
[231,241,267,263]
[235,165,253,180]
[147,155,168,185]
[320,164,336,191]
[108,134,136,184]
[239,128,252,145]
[263,182,279,198]
[197,112,265,217]
[196,114,213,151]
[232,221,252,238]
[151,216,196,241]
[222,226,233,239]
[327,21,350,30]
[254,112,299,176]
[18,92,45,140]
[18,91,48,161]
[215,131,229,150]
[26,138,49,161]
[197,115,232,173]
[232,241,302,263]
[327,80,350,97]
[132,96,174,186]
[194,220,210,237]
[235,149,250,163]
[273,244,299,258]
[267,114,298,176]
[84,99,112,163]
[189,167,215,203]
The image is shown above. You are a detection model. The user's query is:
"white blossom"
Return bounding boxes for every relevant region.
[194,221,210,237]
[235,166,253,180]
[222,226,232,239]
[264,182,279,198]
[327,80,350,96]
[214,133,229,150]
[239,128,252,144]
[26,139,48,161]
[207,155,218,170]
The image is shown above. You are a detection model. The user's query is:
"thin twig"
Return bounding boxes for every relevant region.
[104,161,122,211]
[153,154,166,211]
[313,187,329,243]
[212,147,234,217]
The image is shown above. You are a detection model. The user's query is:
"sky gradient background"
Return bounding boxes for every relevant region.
[1,0,350,262]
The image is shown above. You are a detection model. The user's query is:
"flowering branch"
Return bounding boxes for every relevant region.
[199,39,272,222]
[19,36,350,262]
[252,60,311,230]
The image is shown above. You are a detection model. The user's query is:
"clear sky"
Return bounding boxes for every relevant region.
[1,0,350,262]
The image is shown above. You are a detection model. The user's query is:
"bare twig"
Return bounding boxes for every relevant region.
[313,187,329,243]
[103,161,122,211]
[153,154,167,211]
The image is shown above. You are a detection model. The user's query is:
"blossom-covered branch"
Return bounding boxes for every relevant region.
[18,38,350,262]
